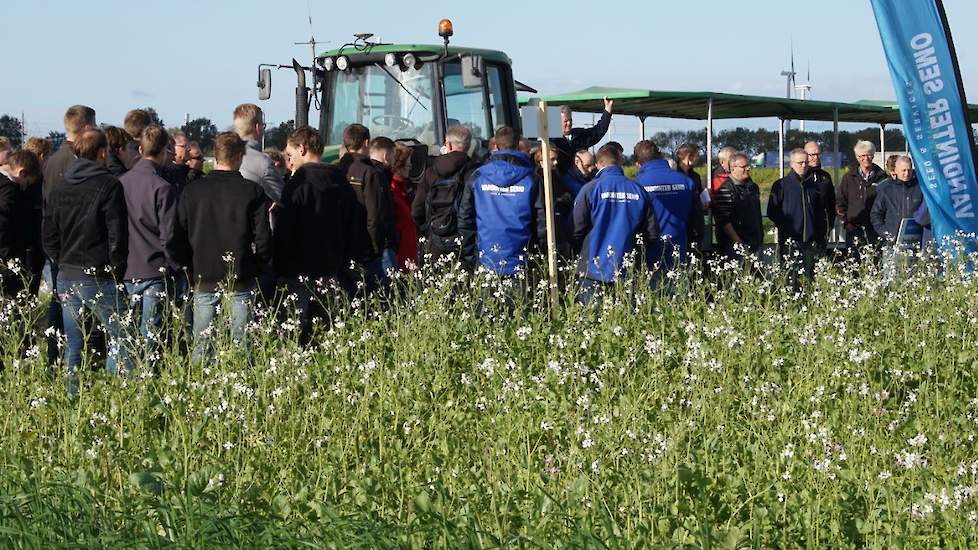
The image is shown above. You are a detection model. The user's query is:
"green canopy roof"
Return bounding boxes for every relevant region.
[855,99,978,125]
[519,86,903,124]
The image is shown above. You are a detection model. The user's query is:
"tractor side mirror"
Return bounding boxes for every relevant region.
[461,55,484,89]
[258,68,272,100]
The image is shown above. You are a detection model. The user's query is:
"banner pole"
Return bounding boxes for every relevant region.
[537,101,559,307]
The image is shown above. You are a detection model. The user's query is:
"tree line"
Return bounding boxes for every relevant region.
[649,126,911,162]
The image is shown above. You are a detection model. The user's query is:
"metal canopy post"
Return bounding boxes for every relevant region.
[879,123,886,161]
[705,98,714,252]
[832,108,841,245]
[706,99,714,172]
[832,108,840,185]
[778,117,785,179]
[639,116,646,141]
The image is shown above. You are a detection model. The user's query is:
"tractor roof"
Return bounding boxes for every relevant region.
[318,43,512,65]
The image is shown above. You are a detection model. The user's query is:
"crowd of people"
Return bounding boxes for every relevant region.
[0,100,930,385]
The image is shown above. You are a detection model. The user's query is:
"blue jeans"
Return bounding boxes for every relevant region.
[192,286,255,363]
[44,259,64,366]
[58,274,134,391]
[126,278,168,354]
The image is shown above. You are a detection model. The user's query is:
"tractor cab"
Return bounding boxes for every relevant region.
[257,20,534,163]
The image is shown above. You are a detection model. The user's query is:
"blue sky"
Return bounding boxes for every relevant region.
[4,0,977,143]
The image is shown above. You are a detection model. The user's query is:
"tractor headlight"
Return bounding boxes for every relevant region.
[402,53,420,71]
[384,53,398,68]
[336,55,350,71]
[321,57,334,71]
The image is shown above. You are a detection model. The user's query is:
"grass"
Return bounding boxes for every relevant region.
[0,249,975,547]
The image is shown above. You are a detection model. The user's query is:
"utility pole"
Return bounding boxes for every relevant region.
[21,111,27,146]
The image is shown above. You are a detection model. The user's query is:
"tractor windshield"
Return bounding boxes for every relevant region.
[324,63,436,147]
[323,58,511,155]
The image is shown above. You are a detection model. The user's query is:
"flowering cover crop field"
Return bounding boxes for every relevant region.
[1,253,977,547]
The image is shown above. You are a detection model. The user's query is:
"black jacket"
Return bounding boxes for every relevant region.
[0,173,21,263]
[106,149,129,177]
[767,170,828,245]
[274,162,359,279]
[119,159,182,279]
[810,167,836,239]
[837,163,886,227]
[870,178,924,243]
[0,173,24,294]
[161,162,190,189]
[42,159,129,279]
[712,176,763,252]
[42,142,75,210]
[19,178,45,277]
[411,150,474,230]
[176,170,272,292]
[341,153,397,260]
[553,110,612,156]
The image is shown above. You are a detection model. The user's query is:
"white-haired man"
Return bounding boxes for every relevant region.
[837,140,886,259]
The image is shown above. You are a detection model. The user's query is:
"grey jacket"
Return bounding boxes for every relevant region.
[240,139,284,203]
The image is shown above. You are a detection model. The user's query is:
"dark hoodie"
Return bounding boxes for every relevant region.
[274,162,359,279]
[457,150,547,274]
[42,158,129,280]
[411,150,474,230]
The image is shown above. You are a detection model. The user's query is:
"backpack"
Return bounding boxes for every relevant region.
[424,175,464,245]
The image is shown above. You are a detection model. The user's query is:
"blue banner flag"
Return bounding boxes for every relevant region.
[870,0,978,249]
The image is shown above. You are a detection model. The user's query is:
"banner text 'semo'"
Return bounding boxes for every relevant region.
[870,0,978,249]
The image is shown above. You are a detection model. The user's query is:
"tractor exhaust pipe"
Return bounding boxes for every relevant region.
[292,58,309,128]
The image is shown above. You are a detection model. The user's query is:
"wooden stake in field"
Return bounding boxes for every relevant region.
[536,100,559,307]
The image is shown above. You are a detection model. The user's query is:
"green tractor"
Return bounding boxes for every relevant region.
[257,20,535,163]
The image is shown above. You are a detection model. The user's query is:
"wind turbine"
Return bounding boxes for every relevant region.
[780,43,797,133]
[795,61,813,131]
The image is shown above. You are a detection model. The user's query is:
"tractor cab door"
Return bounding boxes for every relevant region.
[440,58,515,159]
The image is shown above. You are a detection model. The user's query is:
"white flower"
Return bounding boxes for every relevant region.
[781,444,795,459]
[878,470,892,480]
[907,433,928,447]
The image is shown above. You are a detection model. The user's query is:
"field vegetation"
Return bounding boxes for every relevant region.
[0,250,975,546]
